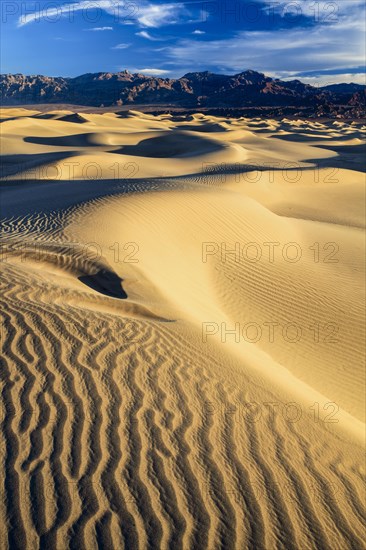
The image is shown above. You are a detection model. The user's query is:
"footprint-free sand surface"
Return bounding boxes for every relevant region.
[1,108,365,549]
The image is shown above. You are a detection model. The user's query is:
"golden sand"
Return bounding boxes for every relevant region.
[1,108,365,549]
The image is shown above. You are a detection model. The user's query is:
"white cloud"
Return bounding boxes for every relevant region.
[135,30,159,40]
[288,73,366,87]
[192,29,205,35]
[112,42,131,49]
[258,0,364,20]
[18,0,115,27]
[84,26,113,31]
[137,3,187,27]
[166,20,365,77]
[128,68,171,75]
[17,0,195,29]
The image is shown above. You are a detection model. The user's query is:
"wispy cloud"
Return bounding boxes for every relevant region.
[17,0,196,29]
[136,68,171,75]
[135,30,159,41]
[287,73,366,87]
[258,0,365,21]
[18,0,113,27]
[136,3,187,27]
[111,43,131,49]
[192,29,205,35]
[84,26,113,31]
[166,15,366,78]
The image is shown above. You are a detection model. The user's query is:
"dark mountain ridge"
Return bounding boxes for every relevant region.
[1,70,365,118]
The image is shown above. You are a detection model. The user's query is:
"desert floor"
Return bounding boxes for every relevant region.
[0,108,365,550]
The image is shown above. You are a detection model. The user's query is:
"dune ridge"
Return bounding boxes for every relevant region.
[1,108,365,549]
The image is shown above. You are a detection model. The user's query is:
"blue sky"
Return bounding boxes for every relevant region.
[1,0,365,85]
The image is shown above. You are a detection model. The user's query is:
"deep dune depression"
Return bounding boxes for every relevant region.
[0,108,365,549]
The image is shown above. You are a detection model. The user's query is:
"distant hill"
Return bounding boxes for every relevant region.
[1,70,365,118]
[320,83,365,93]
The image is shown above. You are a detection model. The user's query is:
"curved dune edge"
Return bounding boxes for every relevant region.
[67,187,365,428]
[1,109,365,550]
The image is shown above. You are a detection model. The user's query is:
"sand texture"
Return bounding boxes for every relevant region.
[1,109,365,549]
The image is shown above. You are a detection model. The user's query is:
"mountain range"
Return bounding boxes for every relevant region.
[1,70,365,118]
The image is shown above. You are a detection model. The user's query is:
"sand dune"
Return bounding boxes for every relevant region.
[1,108,365,549]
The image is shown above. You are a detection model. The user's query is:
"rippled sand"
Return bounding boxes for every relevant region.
[1,108,365,549]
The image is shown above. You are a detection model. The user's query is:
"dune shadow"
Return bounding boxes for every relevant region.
[308,142,366,172]
[175,123,228,133]
[57,113,89,124]
[24,133,99,147]
[33,113,62,120]
[272,133,335,142]
[78,269,127,299]
[113,132,224,158]
[272,132,363,142]
[313,142,366,155]
[0,151,78,178]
